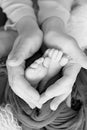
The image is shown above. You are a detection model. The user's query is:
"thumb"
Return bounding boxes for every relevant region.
[50,90,71,111]
[7,35,41,67]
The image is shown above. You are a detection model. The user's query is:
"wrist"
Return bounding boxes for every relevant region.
[42,17,65,34]
[15,16,40,35]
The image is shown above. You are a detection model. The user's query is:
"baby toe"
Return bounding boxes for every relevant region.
[56,51,63,61]
[52,50,59,59]
[44,49,50,57]
[30,62,39,69]
[48,49,55,58]
[35,57,44,64]
[43,57,51,68]
[60,56,68,66]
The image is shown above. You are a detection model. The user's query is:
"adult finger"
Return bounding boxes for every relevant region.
[7,63,41,109]
[28,102,36,109]
[39,63,81,105]
[50,90,72,111]
[7,31,43,67]
[39,76,71,105]
[45,62,81,97]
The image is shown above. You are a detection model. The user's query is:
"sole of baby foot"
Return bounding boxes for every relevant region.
[25,57,48,85]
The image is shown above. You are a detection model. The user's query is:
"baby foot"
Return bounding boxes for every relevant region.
[25,57,50,86]
[25,49,68,87]
[38,49,68,92]
[43,49,68,79]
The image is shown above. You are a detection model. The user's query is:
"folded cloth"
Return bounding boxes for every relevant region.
[0,53,87,130]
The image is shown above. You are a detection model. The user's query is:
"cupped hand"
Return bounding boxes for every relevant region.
[7,62,42,109]
[6,23,43,109]
[38,22,85,110]
[39,62,81,111]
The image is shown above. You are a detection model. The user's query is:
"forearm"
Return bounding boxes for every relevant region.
[38,0,74,26]
[16,16,40,35]
[0,0,37,32]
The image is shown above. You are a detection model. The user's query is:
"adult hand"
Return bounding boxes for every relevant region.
[38,17,86,110]
[6,18,43,109]
[39,62,81,111]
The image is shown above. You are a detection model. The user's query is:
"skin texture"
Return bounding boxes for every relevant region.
[25,48,68,109]
[25,49,68,85]
[38,17,84,110]
[6,16,87,110]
